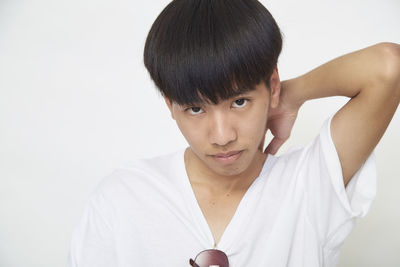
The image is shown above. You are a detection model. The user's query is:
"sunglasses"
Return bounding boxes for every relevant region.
[189,249,229,267]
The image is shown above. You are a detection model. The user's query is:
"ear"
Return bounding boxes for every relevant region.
[164,96,176,120]
[269,68,281,109]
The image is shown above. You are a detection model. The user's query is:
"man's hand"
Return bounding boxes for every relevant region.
[266,43,400,186]
[263,79,303,155]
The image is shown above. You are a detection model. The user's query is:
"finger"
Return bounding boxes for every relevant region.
[264,137,286,155]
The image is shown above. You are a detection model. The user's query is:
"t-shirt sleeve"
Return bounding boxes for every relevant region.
[68,188,116,267]
[302,116,376,260]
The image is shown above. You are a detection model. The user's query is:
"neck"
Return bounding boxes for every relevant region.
[184,148,267,195]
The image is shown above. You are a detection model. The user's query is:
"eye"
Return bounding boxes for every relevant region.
[186,106,204,115]
[232,98,249,108]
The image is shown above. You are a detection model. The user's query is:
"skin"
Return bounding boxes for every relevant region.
[267,42,400,186]
[165,70,281,244]
[165,69,281,193]
[164,42,400,244]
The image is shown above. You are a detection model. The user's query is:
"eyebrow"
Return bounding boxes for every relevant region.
[183,92,254,107]
[178,85,257,107]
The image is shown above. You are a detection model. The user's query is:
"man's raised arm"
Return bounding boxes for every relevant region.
[271,42,400,186]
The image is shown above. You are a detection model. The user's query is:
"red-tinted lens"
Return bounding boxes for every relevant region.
[191,249,229,267]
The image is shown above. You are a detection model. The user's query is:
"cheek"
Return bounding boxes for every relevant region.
[240,108,269,143]
[243,117,266,138]
[176,119,204,147]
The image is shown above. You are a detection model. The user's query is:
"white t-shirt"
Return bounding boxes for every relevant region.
[68,117,376,267]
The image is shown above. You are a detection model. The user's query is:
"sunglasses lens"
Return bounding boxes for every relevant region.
[193,250,229,267]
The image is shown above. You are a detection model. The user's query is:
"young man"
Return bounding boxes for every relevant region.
[68,0,400,266]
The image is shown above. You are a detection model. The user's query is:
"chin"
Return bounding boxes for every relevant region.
[190,146,261,177]
[207,154,253,177]
[220,168,248,177]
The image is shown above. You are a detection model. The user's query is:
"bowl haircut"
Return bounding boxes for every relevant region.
[144,0,282,106]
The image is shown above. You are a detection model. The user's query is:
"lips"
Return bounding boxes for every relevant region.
[210,150,243,164]
[213,150,242,158]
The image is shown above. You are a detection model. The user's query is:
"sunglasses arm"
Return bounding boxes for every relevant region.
[189,258,200,267]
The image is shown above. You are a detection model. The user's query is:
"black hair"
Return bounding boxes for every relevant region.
[144,0,282,105]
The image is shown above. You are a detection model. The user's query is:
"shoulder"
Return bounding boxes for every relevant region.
[268,116,335,179]
[118,148,185,183]
[91,149,186,201]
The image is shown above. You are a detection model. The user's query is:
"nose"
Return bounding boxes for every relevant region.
[208,111,237,146]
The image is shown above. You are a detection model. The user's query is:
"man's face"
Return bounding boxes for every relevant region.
[166,71,280,178]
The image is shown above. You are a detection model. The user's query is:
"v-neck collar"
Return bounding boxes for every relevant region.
[177,148,275,252]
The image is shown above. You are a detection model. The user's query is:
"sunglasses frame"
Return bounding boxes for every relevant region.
[189,249,229,267]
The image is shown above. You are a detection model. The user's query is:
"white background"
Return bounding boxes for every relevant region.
[0,0,399,266]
